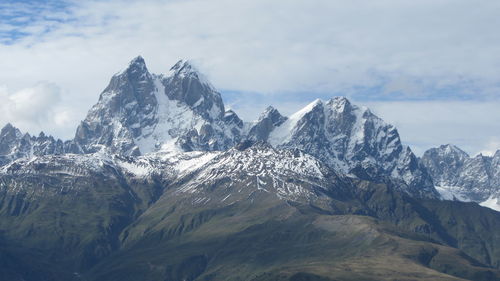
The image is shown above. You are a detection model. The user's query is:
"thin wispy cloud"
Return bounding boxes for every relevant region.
[0,0,499,155]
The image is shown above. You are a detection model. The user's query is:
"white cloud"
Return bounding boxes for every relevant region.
[363,101,500,156]
[0,0,499,153]
[0,82,79,138]
[478,139,500,157]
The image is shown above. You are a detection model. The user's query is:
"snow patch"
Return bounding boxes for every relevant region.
[117,160,152,177]
[480,196,500,212]
[436,185,472,202]
[134,77,207,154]
[269,99,322,146]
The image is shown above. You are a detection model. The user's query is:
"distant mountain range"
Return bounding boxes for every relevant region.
[0,57,499,281]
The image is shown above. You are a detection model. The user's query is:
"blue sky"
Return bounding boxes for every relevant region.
[0,0,71,43]
[0,0,499,155]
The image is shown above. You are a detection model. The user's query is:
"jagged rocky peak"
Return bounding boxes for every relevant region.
[265,96,436,198]
[421,144,500,208]
[421,144,478,188]
[436,144,469,158]
[0,124,67,166]
[129,55,147,68]
[259,105,282,118]
[162,59,225,121]
[327,96,351,112]
[0,123,22,157]
[107,55,155,98]
[224,109,243,128]
[73,56,243,156]
[443,143,468,154]
[247,106,288,141]
[169,59,205,80]
[420,144,470,183]
[260,106,288,125]
[73,56,156,155]
[0,123,22,142]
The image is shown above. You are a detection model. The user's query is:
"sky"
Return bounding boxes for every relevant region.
[0,0,499,156]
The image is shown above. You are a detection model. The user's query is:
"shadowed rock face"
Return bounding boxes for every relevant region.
[421,144,500,203]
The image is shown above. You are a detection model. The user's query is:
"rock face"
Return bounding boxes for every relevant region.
[421,144,500,209]
[73,57,243,156]
[255,97,436,198]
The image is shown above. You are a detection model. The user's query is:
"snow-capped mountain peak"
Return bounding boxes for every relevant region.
[72,56,243,156]
[268,98,323,146]
[247,105,288,142]
[114,55,152,82]
[326,96,352,112]
[266,96,437,198]
[0,57,456,200]
[128,55,147,69]
[443,144,469,156]
[421,144,471,187]
[0,123,22,140]
[169,59,206,80]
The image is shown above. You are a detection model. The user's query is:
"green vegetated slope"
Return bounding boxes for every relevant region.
[87,176,500,281]
[0,158,165,280]
[0,153,499,281]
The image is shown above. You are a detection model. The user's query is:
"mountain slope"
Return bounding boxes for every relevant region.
[85,144,500,281]
[0,140,499,281]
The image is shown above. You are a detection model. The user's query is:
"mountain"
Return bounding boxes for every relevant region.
[89,144,500,281]
[421,144,500,211]
[0,57,436,199]
[73,56,243,156]
[0,123,69,166]
[1,144,500,281]
[249,97,436,198]
[247,106,288,141]
[0,56,499,281]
